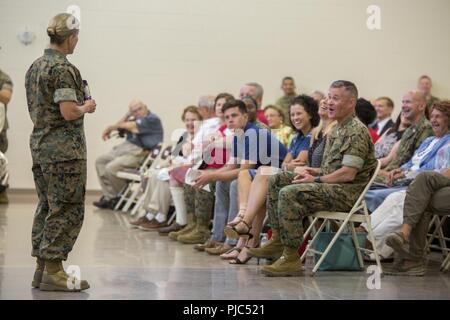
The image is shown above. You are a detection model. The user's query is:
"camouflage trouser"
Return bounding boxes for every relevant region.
[184,182,216,224]
[267,171,361,248]
[31,160,86,261]
[0,129,7,153]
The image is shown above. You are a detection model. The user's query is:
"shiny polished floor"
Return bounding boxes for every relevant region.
[1,191,449,300]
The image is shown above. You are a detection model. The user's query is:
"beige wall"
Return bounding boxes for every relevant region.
[1,0,449,190]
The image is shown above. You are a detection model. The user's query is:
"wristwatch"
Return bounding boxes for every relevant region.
[314,175,322,183]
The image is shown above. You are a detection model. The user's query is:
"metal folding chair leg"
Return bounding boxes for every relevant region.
[114,184,131,211]
[442,252,450,272]
[167,210,176,226]
[350,223,364,269]
[130,192,145,216]
[122,183,140,212]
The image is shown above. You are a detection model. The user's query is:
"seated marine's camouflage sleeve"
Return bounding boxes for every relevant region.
[52,65,79,104]
[340,133,369,170]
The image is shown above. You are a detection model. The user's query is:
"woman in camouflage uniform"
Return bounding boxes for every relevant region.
[25,13,96,291]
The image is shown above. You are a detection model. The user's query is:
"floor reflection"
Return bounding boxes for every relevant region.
[1,192,449,300]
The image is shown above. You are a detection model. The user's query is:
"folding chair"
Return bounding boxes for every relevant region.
[426,213,450,272]
[300,160,382,276]
[114,143,164,212]
[127,144,173,216]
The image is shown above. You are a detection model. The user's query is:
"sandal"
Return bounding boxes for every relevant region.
[229,255,252,265]
[229,246,254,265]
[227,209,246,227]
[220,247,242,260]
[224,220,253,240]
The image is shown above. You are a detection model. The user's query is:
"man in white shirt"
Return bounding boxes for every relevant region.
[186,95,219,165]
[371,97,394,136]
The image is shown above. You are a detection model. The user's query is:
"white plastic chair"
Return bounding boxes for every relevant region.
[300,160,382,276]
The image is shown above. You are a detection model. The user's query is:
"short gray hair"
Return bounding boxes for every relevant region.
[198,95,216,111]
[330,80,358,99]
[246,82,264,102]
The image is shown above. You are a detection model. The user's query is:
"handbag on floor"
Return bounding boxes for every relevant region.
[314,231,367,271]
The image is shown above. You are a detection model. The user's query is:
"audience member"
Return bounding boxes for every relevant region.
[94,100,163,209]
[275,77,297,122]
[370,97,394,136]
[263,104,293,146]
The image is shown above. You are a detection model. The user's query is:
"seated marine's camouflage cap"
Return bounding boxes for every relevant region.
[47,13,80,38]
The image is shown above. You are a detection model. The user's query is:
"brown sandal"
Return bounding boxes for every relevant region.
[224,220,253,240]
[227,209,246,227]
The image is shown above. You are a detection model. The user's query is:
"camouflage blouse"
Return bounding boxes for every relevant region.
[321,115,377,188]
[25,49,86,164]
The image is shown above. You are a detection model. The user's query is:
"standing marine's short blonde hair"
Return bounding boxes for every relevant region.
[47,13,80,44]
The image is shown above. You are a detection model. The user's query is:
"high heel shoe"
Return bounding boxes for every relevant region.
[229,255,252,265]
[220,247,242,260]
[224,220,253,240]
[229,246,253,265]
[227,209,246,227]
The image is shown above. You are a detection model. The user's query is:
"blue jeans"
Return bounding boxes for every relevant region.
[365,185,408,212]
[211,180,238,245]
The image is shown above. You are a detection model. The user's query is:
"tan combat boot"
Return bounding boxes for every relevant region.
[261,247,303,277]
[31,258,45,288]
[247,230,283,259]
[39,260,90,292]
[177,218,210,244]
[168,215,196,240]
[194,239,222,252]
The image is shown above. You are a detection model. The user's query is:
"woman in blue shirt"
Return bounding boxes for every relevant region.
[221,95,319,263]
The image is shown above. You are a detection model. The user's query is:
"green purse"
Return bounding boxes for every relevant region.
[314,232,367,271]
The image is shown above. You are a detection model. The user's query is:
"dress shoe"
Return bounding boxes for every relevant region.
[139,219,167,231]
[93,196,111,209]
[129,216,149,228]
[158,223,186,236]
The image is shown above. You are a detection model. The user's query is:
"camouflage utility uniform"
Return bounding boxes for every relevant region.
[0,69,13,153]
[267,116,377,249]
[384,116,433,172]
[374,116,434,184]
[25,49,87,261]
[184,183,216,226]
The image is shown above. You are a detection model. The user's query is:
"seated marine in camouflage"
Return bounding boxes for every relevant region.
[248,80,378,277]
[0,67,13,203]
[376,90,433,181]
